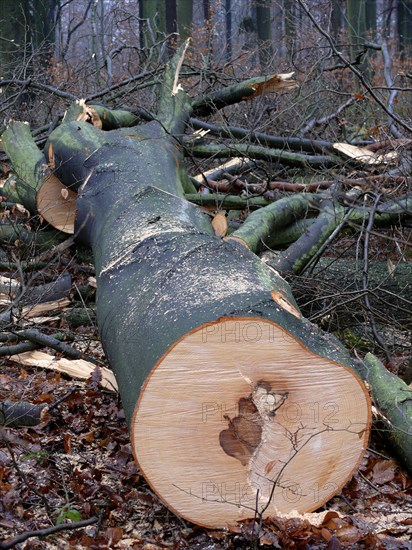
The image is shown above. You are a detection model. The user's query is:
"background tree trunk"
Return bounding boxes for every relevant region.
[0,0,30,77]
[256,0,273,69]
[398,0,412,56]
[347,0,367,66]
[176,0,193,41]
[225,0,232,61]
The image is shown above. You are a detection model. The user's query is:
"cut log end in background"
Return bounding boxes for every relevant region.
[132,318,370,529]
[36,173,76,233]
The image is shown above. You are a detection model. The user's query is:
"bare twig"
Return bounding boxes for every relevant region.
[0,516,98,549]
[300,96,359,135]
[297,0,412,135]
[0,79,78,101]
[2,439,52,516]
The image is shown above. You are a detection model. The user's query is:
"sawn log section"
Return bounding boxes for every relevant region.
[43,115,371,527]
[14,50,371,528]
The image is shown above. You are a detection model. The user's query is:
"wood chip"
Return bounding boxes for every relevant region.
[22,298,71,318]
[9,350,118,391]
[333,143,398,165]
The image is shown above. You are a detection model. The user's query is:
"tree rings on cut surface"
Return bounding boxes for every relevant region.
[131,317,370,529]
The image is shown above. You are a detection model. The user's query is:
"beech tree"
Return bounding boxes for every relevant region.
[0,0,411,536]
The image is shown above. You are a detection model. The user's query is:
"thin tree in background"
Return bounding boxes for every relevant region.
[256,0,273,69]
[203,0,210,21]
[139,0,166,50]
[366,0,377,38]
[176,0,193,41]
[331,0,345,39]
[347,0,367,72]
[31,0,57,56]
[225,0,232,61]
[0,0,30,77]
[398,0,412,55]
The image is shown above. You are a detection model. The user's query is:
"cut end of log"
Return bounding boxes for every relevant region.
[131,318,370,529]
[211,212,228,237]
[224,235,250,248]
[36,173,76,234]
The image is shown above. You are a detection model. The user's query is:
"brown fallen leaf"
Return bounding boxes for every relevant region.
[371,459,397,485]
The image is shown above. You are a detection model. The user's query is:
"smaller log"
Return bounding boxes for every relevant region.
[1,122,46,212]
[1,121,76,233]
[45,120,107,188]
[363,353,412,475]
[0,400,46,427]
[227,193,320,254]
[185,192,271,209]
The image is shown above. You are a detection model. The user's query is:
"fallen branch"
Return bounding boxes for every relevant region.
[192,73,298,116]
[273,199,347,274]
[185,192,271,208]
[190,118,333,154]
[12,329,97,363]
[189,142,337,167]
[0,331,75,358]
[362,353,412,475]
[0,516,98,550]
[227,193,321,253]
[0,400,46,427]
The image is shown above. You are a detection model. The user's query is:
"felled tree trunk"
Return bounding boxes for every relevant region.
[4,47,371,528]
